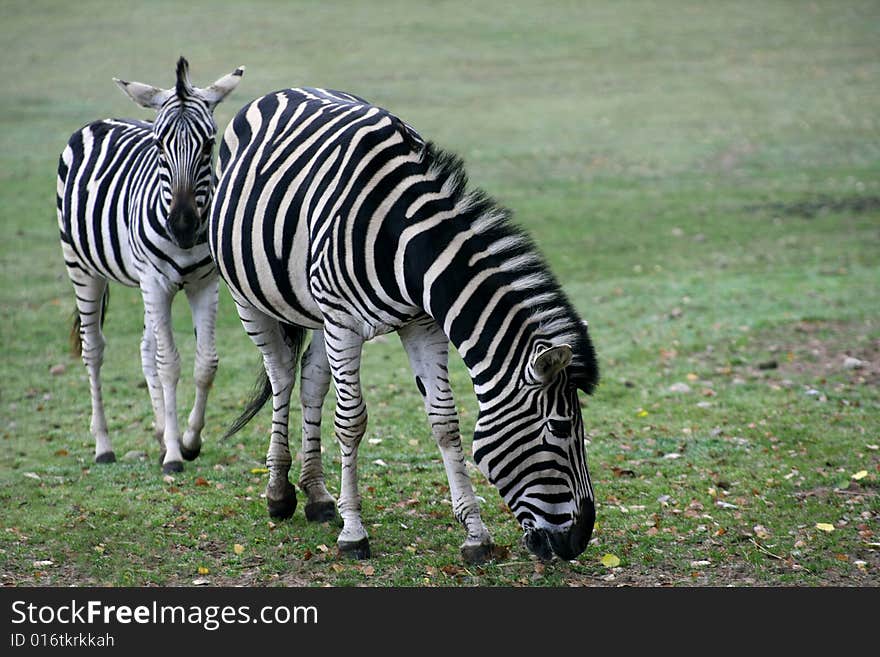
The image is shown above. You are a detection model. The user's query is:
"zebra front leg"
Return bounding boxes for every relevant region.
[71,274,115,463]
[180,278,220,461]
[140,312,165,449]
[236,303,299,519]
[299,330,338,522]
[323,324,370,558]
[399,317,494,564]
[142,285,185,474]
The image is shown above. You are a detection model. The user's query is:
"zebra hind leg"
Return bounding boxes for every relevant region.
[70,274,115,464]
[322,324,370,559]
[233,303,303,520]
[180,279,220,461]
[298,330,339,523]
[399,316,494,564]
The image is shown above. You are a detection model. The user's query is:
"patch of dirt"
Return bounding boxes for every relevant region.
[745,195,880,218]
[750,319,879,387]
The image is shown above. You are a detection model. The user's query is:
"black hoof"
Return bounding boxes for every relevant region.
[162,460,184,474]
[95,451,116,464]
[305,500,338,523]
[461,541,494,565]
[337,537,371,560]
[267,482,298,520]
[181,443,201,461]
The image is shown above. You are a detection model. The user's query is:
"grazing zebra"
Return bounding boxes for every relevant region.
[57,58,244,473]
[210,88,599,562]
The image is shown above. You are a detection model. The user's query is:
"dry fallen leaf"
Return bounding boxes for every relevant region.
[192,578,210,586]
[233,543,245,555]
[363,565,376,576]
[852,470,868,481]
[636,409,649,418]
[316,544,329,553]
[600,554,620,568]
[250,467,268,474]
[330,563,345,573]
[815,523,835,533]
[198,566,209,575]
[194,477,209,487]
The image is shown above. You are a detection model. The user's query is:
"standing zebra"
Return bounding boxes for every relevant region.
[210,88,599,562]
[57,58,244,473]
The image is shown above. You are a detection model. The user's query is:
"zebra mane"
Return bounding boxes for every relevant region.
[175,56,194,100]
[418,142,599,394]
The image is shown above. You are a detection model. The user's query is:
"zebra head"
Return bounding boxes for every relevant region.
[114,57,244,249]
[474,334,597,561]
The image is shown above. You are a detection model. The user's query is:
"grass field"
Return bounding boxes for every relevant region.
[1,0,878,587]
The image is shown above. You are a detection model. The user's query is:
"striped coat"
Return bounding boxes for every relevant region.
[211,88,598,561]
[57,58,243,473]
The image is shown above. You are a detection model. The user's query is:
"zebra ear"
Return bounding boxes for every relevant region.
[113,78,171,110]
[531,344,573,384]
[197,66,246,109]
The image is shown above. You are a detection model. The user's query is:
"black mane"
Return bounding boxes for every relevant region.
[418,141,599,394]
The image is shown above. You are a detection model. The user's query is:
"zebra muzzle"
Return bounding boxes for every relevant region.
[167,198,201,249]
[522,499,595,561]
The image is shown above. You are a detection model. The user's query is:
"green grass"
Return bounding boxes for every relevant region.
[1,0,878,587]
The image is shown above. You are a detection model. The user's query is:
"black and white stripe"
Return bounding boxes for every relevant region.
[211,87,598,561]
[57,57,243,473]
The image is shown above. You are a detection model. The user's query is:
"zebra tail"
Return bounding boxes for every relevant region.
[223,324,309,439]
[69,287,109,357]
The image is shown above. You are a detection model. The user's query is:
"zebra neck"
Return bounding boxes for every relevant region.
[403,213,575,405]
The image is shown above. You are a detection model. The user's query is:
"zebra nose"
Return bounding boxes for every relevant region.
[547,499,595,560]
[168,196,200,248]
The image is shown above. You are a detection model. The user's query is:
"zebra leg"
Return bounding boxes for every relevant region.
[71,274,115,464]
[398,317,494,564]
[181,278,220,461]
[323,324,370,559]
[299,330,338,522]
[141,285,185,474]
[140,311,165,449]
[235,302,298,519]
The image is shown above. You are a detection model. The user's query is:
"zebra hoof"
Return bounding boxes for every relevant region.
[460,541,495,565]
[95,451,116,464]
[162,460,184,474]
[337,537,371,560]
[181,444,201,461]
[266,483,298,520]
[305,500,338,523]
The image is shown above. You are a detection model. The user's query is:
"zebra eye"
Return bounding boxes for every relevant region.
[547,419,572,437]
